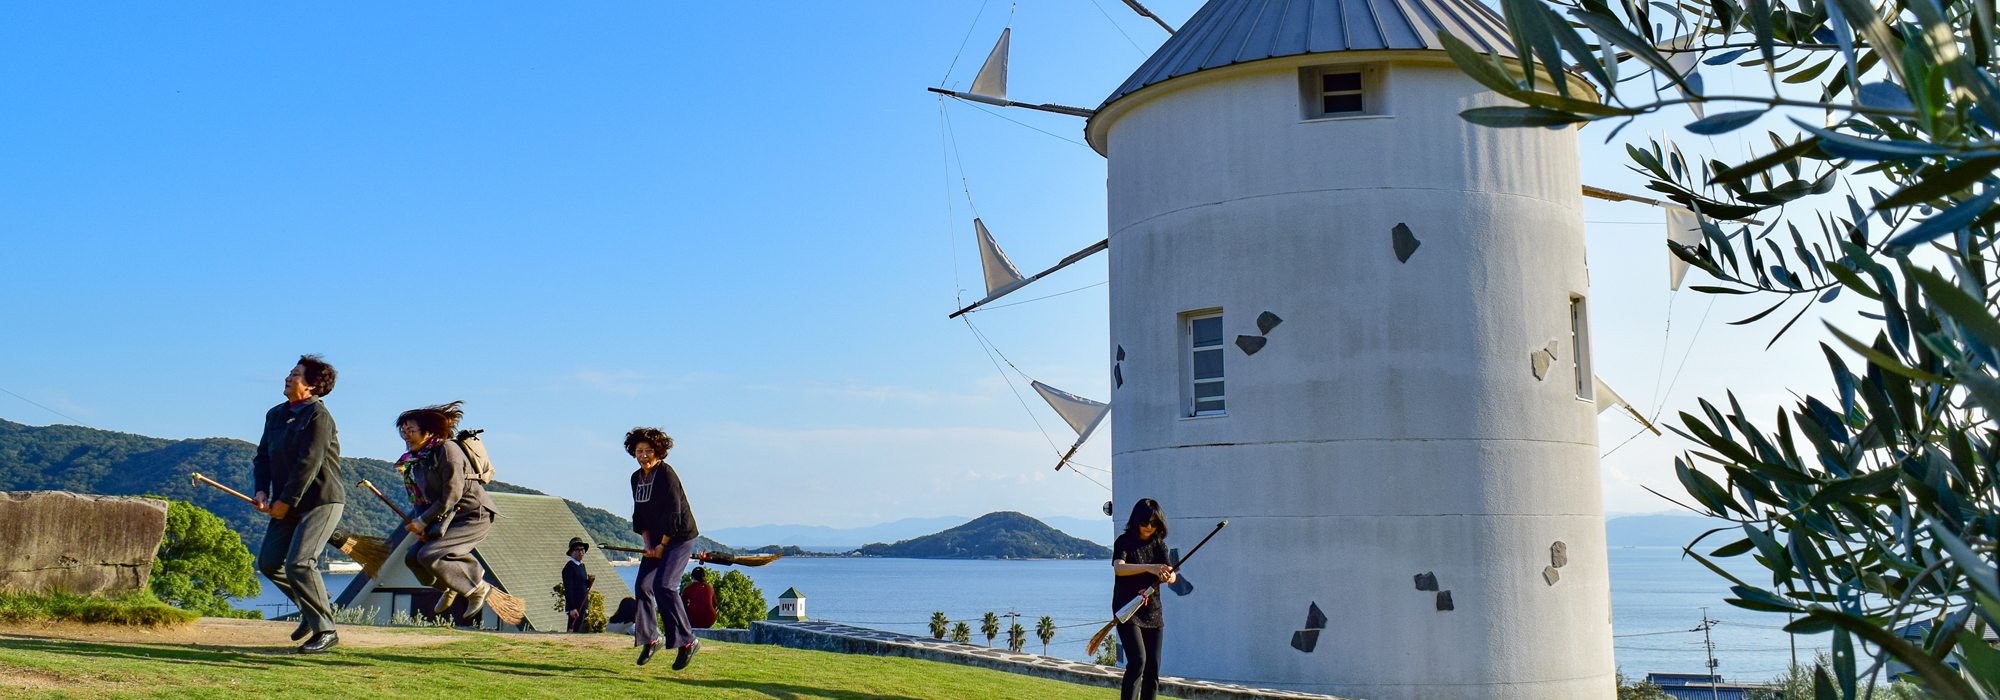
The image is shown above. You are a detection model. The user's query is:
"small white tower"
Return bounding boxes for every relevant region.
[769,587,808,621]
[1085,0,1614,697]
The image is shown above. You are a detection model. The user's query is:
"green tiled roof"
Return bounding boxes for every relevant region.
[478,492,635,631]
[778,587,804,599]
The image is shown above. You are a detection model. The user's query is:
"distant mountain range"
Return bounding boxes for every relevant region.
[705,514,1113,552]
[0,419,732,560]
[857,512,1111,560]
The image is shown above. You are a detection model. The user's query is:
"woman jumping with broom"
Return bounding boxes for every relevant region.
[625,427,702,669]
[392,402,509,623]
[1111,499,1176,700]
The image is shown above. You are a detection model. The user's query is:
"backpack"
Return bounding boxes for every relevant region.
[454,429,496,484]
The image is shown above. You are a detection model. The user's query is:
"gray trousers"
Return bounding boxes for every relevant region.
[406,511,492,597]
[633,534,696,649]
[258,503,343,635]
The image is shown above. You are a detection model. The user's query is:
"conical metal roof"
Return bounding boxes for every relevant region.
[1100,0,1518,108]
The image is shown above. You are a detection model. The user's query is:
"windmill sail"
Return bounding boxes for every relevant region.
[975,218,1030,300]
[1594,375,1661,435]
[1663,205,1704,290]
[1032,380,1109,470]
[966,29,1010,104]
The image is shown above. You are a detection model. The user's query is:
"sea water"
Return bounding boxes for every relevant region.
[236,547,1826,682]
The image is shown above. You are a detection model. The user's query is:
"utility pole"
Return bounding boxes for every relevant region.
[1694,608,1720,700]
[1788,612,1798,670]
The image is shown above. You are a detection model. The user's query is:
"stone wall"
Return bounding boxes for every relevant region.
[0,491,169,596]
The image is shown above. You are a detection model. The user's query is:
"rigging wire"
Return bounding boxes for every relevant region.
[939,0,996,85]
[951,99,1091,148]
[940,100,981,217]
[1084,0,1148,54]
[0,386,84,426]
[961,317,1112,492]
[964,281,1108,313]
[941,96,967,307]
[1653,293,1720,423]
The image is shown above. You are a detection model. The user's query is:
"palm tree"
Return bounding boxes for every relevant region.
[928,611,950,639]
[980,611,1000,647]
[1036,616,1056,656]
[950,621,971,644]
[1007,622,1027,652]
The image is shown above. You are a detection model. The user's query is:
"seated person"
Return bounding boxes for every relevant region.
[682,566,717,629]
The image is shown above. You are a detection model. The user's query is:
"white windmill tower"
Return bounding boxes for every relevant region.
[1075,0,1615,697]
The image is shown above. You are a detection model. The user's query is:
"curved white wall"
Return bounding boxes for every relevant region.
[1099,56,1613,699]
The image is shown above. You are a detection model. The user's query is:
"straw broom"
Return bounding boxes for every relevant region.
[1087,521,1227,657]
[190,473,394,576]
[358,479,526,626]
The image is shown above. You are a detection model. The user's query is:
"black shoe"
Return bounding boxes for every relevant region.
[299,631,339,654]
[290,622,310,641]
[637,640,661,666]
[671,639,700,670]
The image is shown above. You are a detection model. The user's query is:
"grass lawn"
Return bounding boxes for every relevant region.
[0,629,1120,699]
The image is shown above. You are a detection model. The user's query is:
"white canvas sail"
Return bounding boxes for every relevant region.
[1659,33,1705,119]
[1032,380,1110,470]
[1594,374,1661,435]
[1664,204,1705,290]
[974,218,1029,299]
[968,29,1010,103]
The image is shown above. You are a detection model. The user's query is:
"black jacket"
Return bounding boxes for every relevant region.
[252,398,344,514]
[409,440,498,537]
[630,463,698,540]
[562,559,592,612]
[1113,531,1168,628]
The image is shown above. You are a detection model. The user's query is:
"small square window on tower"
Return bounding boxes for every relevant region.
[1320,72,1364,115]
[1300,65,1381,120]
[1186,312,1225,416]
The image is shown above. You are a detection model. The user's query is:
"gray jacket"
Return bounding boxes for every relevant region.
[412,440,498,537]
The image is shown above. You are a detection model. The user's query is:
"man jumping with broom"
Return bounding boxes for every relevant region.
[252,355,345,654]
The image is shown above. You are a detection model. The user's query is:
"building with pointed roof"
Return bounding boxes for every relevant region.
[334,492,633,631]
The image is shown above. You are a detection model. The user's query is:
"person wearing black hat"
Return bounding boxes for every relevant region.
[562,537,596,632]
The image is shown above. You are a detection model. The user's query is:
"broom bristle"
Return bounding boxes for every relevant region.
[486,589,526,626]
[1085,621,1114,658]
[343,537,392,578]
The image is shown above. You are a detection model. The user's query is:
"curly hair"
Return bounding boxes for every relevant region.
[397,401,465,440]
[296,355,337,397]
[623,427,673,456]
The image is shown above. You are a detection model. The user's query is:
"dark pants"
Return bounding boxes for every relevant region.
[1116,622,1162,700]
[258,503,344,635]
[405,511,491,597]
[632,534,696,649]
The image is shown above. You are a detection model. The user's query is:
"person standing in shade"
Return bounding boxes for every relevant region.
[252,355,346,654]
[681,566,716,629]
[625,427,701,669]
[1111,498,1176,700]
[394,402,501,621]
[563,537,596,632]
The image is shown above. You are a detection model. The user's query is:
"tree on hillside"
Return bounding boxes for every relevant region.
[1447,0,2000,694]
[1036,615,1056,655]
[980,611,999,647]
[150,500,260,619]
[950,621,971,644]
[930,611,950,639]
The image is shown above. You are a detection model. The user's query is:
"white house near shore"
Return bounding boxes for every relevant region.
[1083,0,1615,696]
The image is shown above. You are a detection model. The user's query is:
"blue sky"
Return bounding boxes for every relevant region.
[0,1,1867,528]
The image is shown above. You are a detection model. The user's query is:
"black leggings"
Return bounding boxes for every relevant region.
[1115,622,1162,700]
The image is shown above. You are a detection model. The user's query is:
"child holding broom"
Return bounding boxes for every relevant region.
[393,402,505,621]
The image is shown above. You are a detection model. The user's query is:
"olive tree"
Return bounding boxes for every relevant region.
[1443,0,2000,696]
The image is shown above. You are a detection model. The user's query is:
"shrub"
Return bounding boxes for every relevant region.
[551,583,608,633]
[0,592,197,626]
[711,570,765,628]
[149,500,259,618]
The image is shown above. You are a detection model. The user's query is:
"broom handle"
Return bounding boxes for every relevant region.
[358,479,420,528]
[599,544,710,564]
[1130,520,1228,615]
[190,473,260,506]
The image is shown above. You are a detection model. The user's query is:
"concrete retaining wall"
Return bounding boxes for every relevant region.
[0,491,169,596]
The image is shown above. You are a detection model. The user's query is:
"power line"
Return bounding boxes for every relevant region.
[0,386,85,426]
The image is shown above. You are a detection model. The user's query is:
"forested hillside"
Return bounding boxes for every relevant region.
[858,512,1110,559]
[0,419,735,559]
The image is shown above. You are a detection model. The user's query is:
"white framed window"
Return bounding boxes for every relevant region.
[1569,296,1593,400]
[1185,311,1225,416]
[1299,65,1384,120]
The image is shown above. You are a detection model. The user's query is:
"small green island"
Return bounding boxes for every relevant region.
[856,511,1110,560]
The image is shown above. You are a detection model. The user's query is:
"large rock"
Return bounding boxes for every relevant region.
[0,491,169,596]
